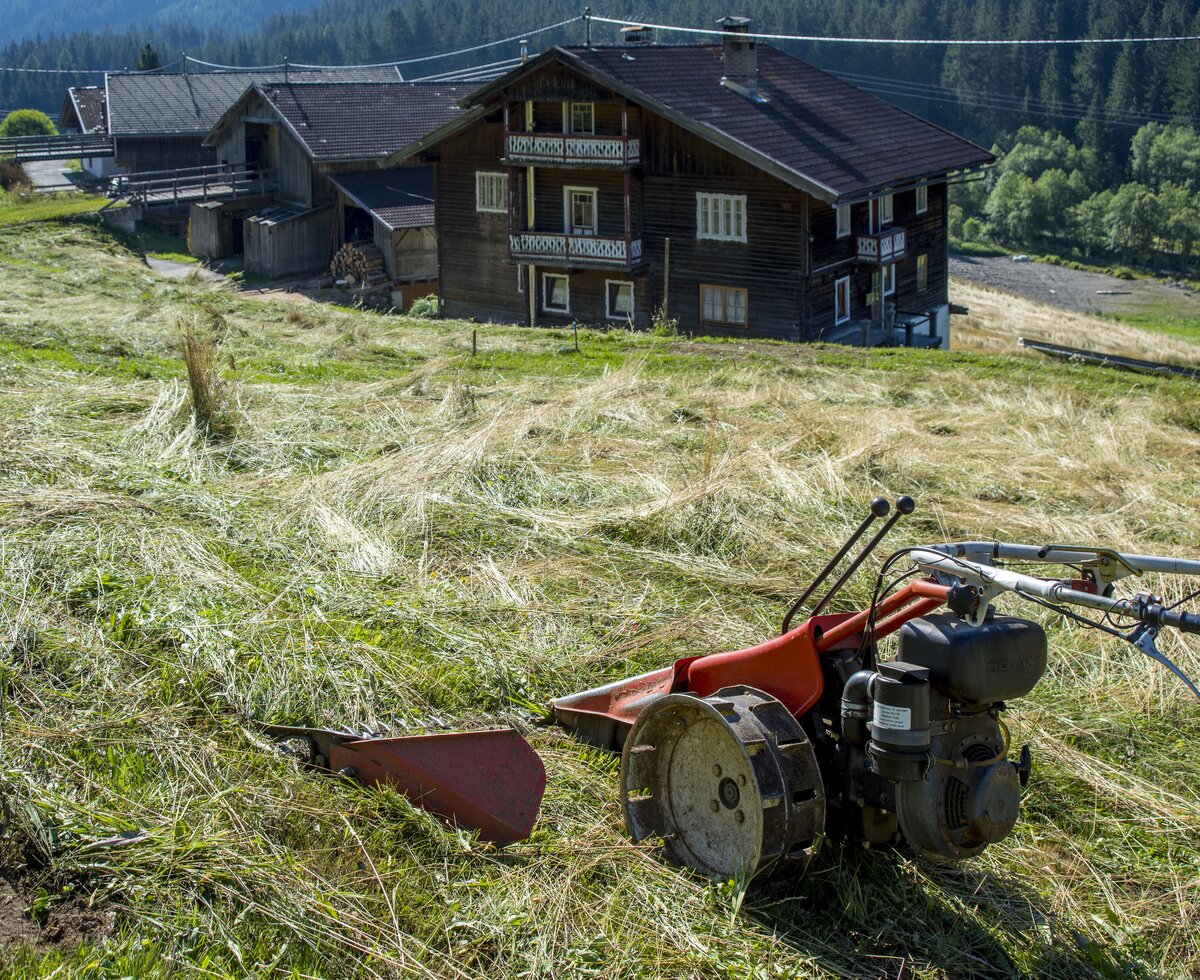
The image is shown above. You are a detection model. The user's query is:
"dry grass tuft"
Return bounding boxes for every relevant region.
[178,315,238,440]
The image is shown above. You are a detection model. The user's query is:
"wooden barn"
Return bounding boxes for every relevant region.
[57,86,120,179]
[195,81,465,282]
[102,68,399,176]
[386,19,993,345]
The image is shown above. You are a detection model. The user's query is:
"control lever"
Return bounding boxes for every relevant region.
[781,496,890,634]
[1126,624,1200,700]
[810,496,916,617]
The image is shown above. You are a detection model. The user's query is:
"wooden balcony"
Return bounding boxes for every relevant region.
[505,132,641,167]
[509,232,642,268]
[856,227,906,264]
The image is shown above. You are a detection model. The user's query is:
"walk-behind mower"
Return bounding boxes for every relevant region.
[550,496,1200,881]
[263,496,1200,884]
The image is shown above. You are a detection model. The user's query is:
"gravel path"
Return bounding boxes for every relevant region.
[949,254,1200,320]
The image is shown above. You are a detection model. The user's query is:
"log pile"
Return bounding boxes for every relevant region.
[330,242,388,288]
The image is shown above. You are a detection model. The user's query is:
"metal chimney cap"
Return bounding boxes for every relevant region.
[715,15,753,31]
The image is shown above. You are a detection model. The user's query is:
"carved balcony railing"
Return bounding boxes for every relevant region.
[506,132,641,167]
[856,227,906,264]
[509,232,642,267]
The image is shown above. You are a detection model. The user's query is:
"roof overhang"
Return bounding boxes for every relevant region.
[452,46,995,203]
[380,104,490,167]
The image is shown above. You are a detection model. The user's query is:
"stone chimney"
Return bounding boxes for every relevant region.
[717,16,758,99]
[621,24,654,44]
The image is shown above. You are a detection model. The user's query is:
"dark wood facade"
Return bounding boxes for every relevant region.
[417,51,973,345]
[113,135,215,174]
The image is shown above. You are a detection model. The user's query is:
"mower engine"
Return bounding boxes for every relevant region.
[834,613,1045,860]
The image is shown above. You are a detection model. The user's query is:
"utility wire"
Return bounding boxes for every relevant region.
[1,59,183,74]
[287,15,581,70]
[837,72,1200,128]
[183,57,290,71]
[588,13,1200,46]
[834,68,1191,123]
[409,56,523,82]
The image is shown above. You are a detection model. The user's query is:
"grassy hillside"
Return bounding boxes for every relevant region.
[1,218,1199,978]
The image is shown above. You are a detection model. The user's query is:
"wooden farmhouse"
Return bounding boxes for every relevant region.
[385,20,993,344]
[196,81,467,288]
[58,86,120,179]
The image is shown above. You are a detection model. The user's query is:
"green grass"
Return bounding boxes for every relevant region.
[111,225,197,264]
[0,192,118,227]
[949,237,1009,258]
[1104,307,1200,344]
[1,221,1199,978]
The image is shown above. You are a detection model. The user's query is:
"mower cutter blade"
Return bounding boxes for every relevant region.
[329,729,546,846]
[550,666,675,750]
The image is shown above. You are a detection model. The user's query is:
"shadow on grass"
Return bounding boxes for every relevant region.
[747,848,1151,979]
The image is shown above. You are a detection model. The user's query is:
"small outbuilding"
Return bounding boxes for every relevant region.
[197,80,466,282]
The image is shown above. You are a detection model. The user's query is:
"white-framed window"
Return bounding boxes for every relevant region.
[836,204,851,239]
[881,193,894,226]
[564,186,597,236]
[882,263,895,296]
[835,275,851,324]
[700,284,748,327]
[475,171,505,213]
[517,263,525,293]
[916,253,928,292]
[915,185,928,215]
[606,280,634,320]
[543,273,569,314]
[696,192,747,242]
[566,101,594,134]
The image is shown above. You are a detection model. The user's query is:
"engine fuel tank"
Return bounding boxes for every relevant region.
[897,614,1047,707]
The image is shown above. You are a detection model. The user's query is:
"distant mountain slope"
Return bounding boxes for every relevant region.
[0,0,321,47]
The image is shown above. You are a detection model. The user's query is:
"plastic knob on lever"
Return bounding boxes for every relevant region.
[896,495,916,515]
[870,497,891,518]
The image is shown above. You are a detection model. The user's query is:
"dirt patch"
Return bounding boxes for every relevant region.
[0,877,115,953]
[949,254,1200,320]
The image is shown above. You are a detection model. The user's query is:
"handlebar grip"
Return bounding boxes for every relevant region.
[1137,604,1200,633]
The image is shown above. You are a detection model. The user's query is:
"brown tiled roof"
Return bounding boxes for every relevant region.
[105,68,400,135]
[330,167,434,229]
[62,86,107,133]
[464,45,993,202]
[254,82,471,162]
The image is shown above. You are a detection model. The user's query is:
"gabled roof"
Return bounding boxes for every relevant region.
[331,167,435,229]
[217,81,471,162]
[105,68,401,136]
[415,44,992,202]
[60,86,107,134]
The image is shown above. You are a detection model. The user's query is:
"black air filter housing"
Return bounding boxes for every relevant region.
[897,614,1048,707]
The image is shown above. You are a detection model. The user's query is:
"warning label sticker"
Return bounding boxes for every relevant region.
[873,703,912,731]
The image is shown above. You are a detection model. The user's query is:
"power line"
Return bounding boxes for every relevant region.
[409,56,523,83]
[834,69,1200,128]
[588,13,1200,46]
[288,15,581,70]
[0,59,183,74]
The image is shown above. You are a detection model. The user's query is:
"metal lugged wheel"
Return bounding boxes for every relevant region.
[620,685,825,882]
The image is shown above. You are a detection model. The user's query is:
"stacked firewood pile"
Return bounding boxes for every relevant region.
[330,242,388,288]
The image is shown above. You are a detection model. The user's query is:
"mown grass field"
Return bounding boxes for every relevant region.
[2,217,1199,978]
